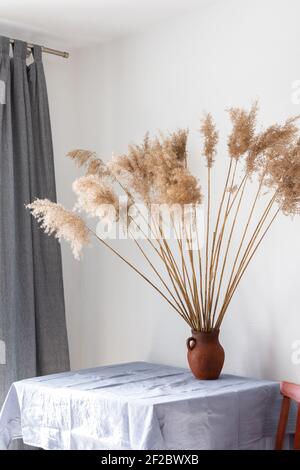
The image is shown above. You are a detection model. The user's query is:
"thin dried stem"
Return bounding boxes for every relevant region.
[115,173,198,326]
[212,176,248,324]
[224,174,265,299]
[129,225,189,319]
[195,223,205,318]
[209,159,233,274]
[152,215,198,327]
[226,174,247,215]
[91,229,190,323]
[217,194,277,323]
[168,217,199,325]
[185,222,202,330]
[204,166,211,325]
[216,208,280,327]
[207,158,233,323]
[159,243,198,328]
[208,159,238,319]
[232,193,276,282]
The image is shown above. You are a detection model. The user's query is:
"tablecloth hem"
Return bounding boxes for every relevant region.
[0,426,23,450]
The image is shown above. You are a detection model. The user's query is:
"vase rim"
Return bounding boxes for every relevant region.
[191,328,220,335]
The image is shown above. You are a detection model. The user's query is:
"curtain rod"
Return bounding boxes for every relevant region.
[9,39,69,59]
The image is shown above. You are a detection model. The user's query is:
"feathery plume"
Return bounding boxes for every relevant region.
[108,135,152,202]
[155,167,202,205]
[164,129,189,166]
[67,149,96,167]
[67,149,110,178]
[264,140,300,215]
[73,175,119,218]
[85,158,108,177]
[108,130,194,204]
[246,117,299,174]
[228,103,257,160]
[26,199,89,260]
[200,113,218,168]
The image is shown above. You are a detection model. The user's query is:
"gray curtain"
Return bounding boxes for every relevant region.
[0,36,70,412]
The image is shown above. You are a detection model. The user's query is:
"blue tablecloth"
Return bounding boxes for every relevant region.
[0,362,296,449]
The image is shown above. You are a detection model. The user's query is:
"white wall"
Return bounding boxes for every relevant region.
[48,0,300,382]
[43,53,83,366]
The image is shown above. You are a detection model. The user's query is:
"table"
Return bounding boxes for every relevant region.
[0,362,296,450]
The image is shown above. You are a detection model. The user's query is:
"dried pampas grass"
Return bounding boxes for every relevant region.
[246,117,299,174]
[264,142,300,215]
[159,168,202,205]
[228,102,257,160]
[108,129,201,205]
[27,199,89,259]
[28,104,300,332]
[73,175,119,218]
[200,113,218,168]
[67,149,110,178]
[67,149,96,167]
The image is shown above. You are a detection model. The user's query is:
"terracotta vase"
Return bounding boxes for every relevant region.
[186,329,225,380]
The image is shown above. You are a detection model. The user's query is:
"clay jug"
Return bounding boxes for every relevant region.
[186,329,225,380]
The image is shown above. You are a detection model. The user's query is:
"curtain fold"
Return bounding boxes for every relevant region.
[0,36,70,409]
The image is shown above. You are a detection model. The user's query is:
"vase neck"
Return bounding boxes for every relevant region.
[191,329,220,341]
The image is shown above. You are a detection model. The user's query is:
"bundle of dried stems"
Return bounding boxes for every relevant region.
[27,104,300,331]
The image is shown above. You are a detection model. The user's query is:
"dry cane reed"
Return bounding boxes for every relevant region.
[27,104,300,332]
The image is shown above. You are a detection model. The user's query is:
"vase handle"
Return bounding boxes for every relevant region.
[186,336,196,351]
